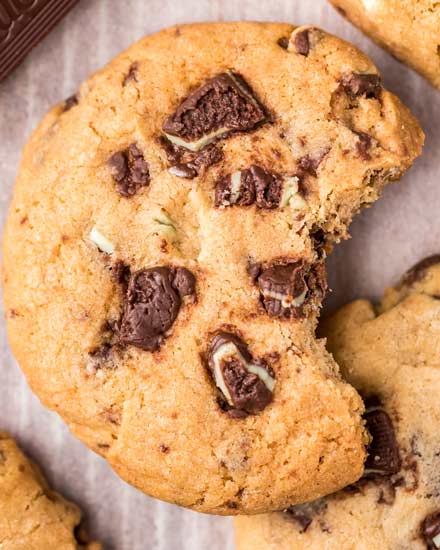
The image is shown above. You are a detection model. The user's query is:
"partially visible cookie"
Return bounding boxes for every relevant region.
[235,256,440,549]
[0,432,100,550]
[330,0,440,89]
[3,22,423,514]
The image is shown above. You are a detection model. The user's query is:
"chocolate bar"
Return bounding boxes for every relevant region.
[0,0,79,82]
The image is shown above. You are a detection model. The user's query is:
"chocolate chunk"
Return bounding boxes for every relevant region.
[277,36,289,50]
[123,62,138,86]
[108,143,150,197]
[257,262,308,318]
[161,136,223,179]
[341,73,382,99]
[119,266,196,351]
[0,0,79,83]
[293,30,310,56]
[422,512,440,549]
[163,72,268,151]
[299,148,330,176]
[399,255,440,288]
[355,132,373,160]
[364,403,401,476]
[207,331,275,415]
[63,94,78,112]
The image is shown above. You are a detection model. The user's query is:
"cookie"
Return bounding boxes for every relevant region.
[2,22,423,514]
[330,0,440,89]
[235,256,440,549]
[0,432,100,550]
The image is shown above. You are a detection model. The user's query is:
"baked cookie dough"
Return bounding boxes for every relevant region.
[2,22,423,514]
[235,256,440,549]
[330,0,440,89]
[0,432,100,550]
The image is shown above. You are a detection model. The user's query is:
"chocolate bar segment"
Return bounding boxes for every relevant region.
[0,0,79,82]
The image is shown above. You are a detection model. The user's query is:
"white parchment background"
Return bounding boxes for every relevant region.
[0,1,439,549]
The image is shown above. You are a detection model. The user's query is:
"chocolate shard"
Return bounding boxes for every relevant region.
[299,147,330,176]
[207,331,275,415]
[123,62,138,86]
[0,0,79,83]
[364,402,401,476]
[285,506,313,532]
[108,143,150,197]
[341,73,382,99]
[63,94,78,112]
[355,131,373,160]
[119,266,196,351]
[161,136,223,179]
[421,511,440,549]
[257,262,313,318]
[163,72,268,151]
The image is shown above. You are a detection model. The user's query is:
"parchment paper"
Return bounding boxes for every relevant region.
[0,1,438,549]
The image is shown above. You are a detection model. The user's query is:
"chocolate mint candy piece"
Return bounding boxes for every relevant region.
[252,165,283,209]
[293,30,310,56]
[119,266,196,351]
[108,143,150,197]
[207,332,275,415]
[257,262,308,318]
[399,255,440,288]
[422,512,440,549]
[161,136,223,179]
[341,73,382,99]
[364,403,401,476]
[215,170,256,207]
[163,72,268,152]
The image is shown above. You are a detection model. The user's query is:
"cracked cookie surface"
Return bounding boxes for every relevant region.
[2,22,423,514]
[330,0,440,89]
[0,432,100,550]
[235,257,440,548]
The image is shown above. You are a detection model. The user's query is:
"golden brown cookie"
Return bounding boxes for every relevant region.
[235,256,440,549]
[0,432,100,550]
[2,22,423,514]
[330,0,440,89]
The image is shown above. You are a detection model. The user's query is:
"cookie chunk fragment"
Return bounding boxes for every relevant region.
[0,432,101,550]
[108,143,150,197]
[119,266,196,351]
[207,331,275,415]
[163,72,268,151]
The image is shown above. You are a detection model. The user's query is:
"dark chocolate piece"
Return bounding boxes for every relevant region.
[123,61,138,86]
[0,0,79,82]
[341,73,382,99]
[355,132,373,160]
[277,36,289,50]
[399,255,440,288]
[207,331,274,415]
[119,266,196,352]
[421,511,440,549]
[161,136,223,179]
[163,72,268,150]
[63,94,78,112]
[293,29,310,56]
[364,403,401,476]
[299,148,330,176]
[108,143,150,197]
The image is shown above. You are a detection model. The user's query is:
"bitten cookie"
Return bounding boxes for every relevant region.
[0,432,100,550]
[330,0,440,89]
[2,22,423,514]
[235,256,440,549]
